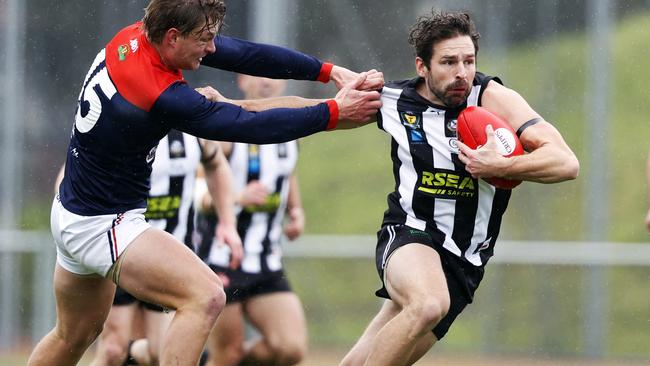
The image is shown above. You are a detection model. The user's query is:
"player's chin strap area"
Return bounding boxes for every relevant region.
[516,117,543,137]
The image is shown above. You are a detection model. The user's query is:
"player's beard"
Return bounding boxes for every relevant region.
[431,79,470,108]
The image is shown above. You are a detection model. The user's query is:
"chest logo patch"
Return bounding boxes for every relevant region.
[399,111,422,129]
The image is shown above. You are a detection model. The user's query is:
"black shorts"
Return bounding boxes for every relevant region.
[375,224,486,340]
[209,265,292,304]
[113,286,166,312]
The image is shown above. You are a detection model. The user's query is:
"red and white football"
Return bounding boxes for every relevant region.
[457,106,524,189]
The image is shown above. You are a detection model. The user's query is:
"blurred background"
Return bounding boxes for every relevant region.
[1,0,650,364]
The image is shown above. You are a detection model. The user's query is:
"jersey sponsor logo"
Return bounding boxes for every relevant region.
[447,118,457,133]
[244,192,281,213]
[399,111,422,129]
[117,44,129,61]
[129,38,139,53]
[448,138,459,152]
[145,194,181,219]
[417,169,477,199]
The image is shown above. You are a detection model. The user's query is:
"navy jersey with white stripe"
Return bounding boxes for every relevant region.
[378,73,511,267]
[205,142,298,273]
[59,22,334,217]
[146,131,201,248]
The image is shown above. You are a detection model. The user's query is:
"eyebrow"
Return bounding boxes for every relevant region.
[439,54,475,60]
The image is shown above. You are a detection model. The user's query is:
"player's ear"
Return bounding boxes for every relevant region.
[415,57,428,77]
[164,28,181,47]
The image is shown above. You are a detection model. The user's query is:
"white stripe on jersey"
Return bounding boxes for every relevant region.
[147,133,201,243]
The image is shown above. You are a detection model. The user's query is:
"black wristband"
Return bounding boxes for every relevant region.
[516,118,543,137]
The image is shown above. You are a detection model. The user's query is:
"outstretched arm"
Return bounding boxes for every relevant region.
[202,36,384,91]
[195,86,324,111]
[457,81,579,183]
[159,75,381,144]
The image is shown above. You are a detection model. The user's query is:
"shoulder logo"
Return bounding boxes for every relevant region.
[117,44,129,61]
[129,38,139,53]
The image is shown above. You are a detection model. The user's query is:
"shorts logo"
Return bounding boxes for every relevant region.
[417,169,476,199]
[117,44,129,61]
[473,237,492,254]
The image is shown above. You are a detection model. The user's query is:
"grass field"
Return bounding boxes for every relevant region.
[3,347,649,365]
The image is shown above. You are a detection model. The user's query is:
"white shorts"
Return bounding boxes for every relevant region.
[51,196,151,277]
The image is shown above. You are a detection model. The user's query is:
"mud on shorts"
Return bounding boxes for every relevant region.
[208,265,292,304]
[375,224,486,340]
[51,195,150,279]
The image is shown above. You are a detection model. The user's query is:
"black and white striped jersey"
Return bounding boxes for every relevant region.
[378,73,511,267]
[146,130,201,248]
[205,141,298,273]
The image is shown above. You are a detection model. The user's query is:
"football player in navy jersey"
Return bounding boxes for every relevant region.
[340,11,579,366]
[28,0,383,365]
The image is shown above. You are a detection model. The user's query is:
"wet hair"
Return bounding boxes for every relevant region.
[408,10,480,67]
[143,0,226,44]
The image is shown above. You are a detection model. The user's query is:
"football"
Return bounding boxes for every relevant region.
[457,106,524,189]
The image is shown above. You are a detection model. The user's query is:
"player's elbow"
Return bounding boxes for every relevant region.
[560,154,580,181]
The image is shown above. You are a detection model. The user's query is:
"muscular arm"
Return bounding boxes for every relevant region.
[461,81,579,183]
[154,83,337,143]
[195,86,324,111]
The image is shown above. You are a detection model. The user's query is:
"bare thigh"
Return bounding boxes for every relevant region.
[117,228,222,309]
[384,243,449,308]
[54,263,117,344]
[245,292,307,344]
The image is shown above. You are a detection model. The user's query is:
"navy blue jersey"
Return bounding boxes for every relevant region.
[60,22,336,216]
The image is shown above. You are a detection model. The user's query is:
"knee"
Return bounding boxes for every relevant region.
[405,295,450,331]
[57,321,105,354]
[101,340,129,366]
[187,279,226,323]
[266,336,306,365]
[221,343,246,366]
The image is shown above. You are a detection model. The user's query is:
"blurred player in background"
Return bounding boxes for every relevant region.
[89,135,238,366]
[340,10,579,366]
[195,75,307,366]
[28,0,383,364]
